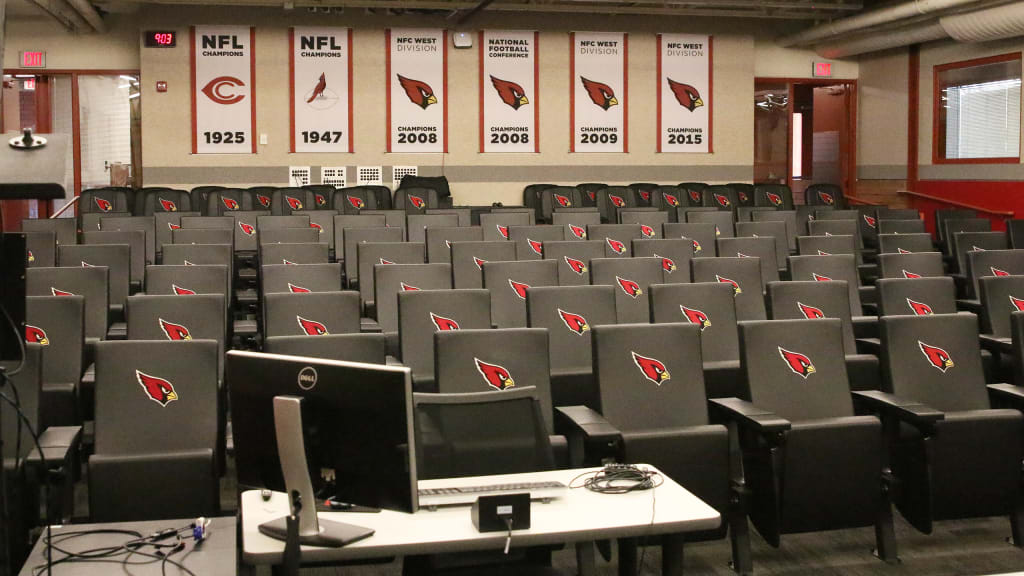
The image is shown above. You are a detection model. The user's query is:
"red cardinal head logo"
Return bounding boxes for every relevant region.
[907,298,933,315]
[51,287,73,297]
[172,284,196,295]
[283,259,297,265]
[307,73,327,103]
[285,196,303,210]
[315,193,326,207]
[639,190,651,202]
[817,250,832,256]
[288,283,311,293]
[609,195,626,208]
[475,358,515,391]
[25,325,49,345]
[80,261,96,268]
[919,341,954,372]
[553,193,572,207]
[159,318,192,341]
[667,78,704,111]
[779,347,816,378]
[902,269,922,279]
[736,252,751,259]
[569,224,587,239]
[400,282,421,291]
[221,196,239,210]
[688,189,702,203]
[640,225,656,238]
[398,74,438,109]
[27,250,34,263]
[632,351,671,385]
[580,77,619,110]
[347,196,365,209]
[558,308,590,335]
[1009,295,1024,312]
[473,256,487,270]
[528,239,544,256]
[716,274,742,296]
[408,195,426,209]
[565,256,587,275]
[310,222,323,234]
[94,197,112,212]
[379,258,395,265]
[714,193,730,208]
[818,191,835,205]
[863,214,877,228]
[663,193,680,207]
[992,267,1011,277]
[136,370,179,407]
[738,191,749,203]
[239,222,256,236]
[812,272,832,282]
[508,279,530,300]
[897,248,912,254]
[497,225,509,239]
[257,194,271,208]
[490,75,529,110]
[684,237,703,254]
[654,254,676,273]
[616,276,642,298]
[798,302,825,319]
[159,198,177,212]
[680,306,710,331]
[297,316,329,335]
[766,192,783,206]
[606,238,627,255]
[430,312,460,331]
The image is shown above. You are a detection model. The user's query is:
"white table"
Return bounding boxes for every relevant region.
[241,465,721,575]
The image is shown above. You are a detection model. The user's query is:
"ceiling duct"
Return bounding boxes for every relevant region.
[940,2,1024,42]
[814,21,948,58]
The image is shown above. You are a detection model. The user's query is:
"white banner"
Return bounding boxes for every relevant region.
[479,30,538,153]
[658,34,712,153]
[571,32,627,153]
[191,26,255,154]
[290,27,353,153]
[387,28,447,153]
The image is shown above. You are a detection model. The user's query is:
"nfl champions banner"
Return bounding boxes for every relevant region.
[191,26,256,154]
[570,32,627,153]
[657,34,712,153]
[290,27,353,153]
[387,28,447,153]
[479,30,539,153]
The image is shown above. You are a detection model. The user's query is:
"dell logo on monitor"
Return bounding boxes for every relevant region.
[297,366,318,390]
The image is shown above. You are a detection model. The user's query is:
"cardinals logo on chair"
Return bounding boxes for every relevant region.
[863,215,877,228]
[639,191,651,202]
[27,250,34,263]
[94,197,113,212]
[680,306,711,331]
[497,225,509,240]
[168,223,181,231]
[812,273,832,282]
[640,225,656,238]
[738,191,749,203]
[902,270,922,279]
[297,316,329,336]
[798,302,825,319]
[490,76,529,110]
[897,248,912,254]
[285,196,304,211]
[1010,295,1024,312]
[257,195,271,208]
[400,282,421,292]
[475,358,515,391]
[283,259,297,266]
[688,190,702,204]
[136,370,179,407]
[654,254,676,273]
[172,284,196,295]
[528,239,544,256]
[684,237,703,254]
[817,250,832,256]
[713,193,730,208]
[315,194,327,207]
[239,222,256,236]
[919,341,954,372]
[667,78,703,111]
[51,287,73,297]
[992,267,1011,277]
[408,195,426,209]
[558,308,589,335]
[632,352,671,385]
[565,256,587,275]
[616,276,642,298]
[159,319,192,341]
[430,312,460,331]
[606,238,627,255]
[553,194,572,208]
[346,196,366,210]
[80,261,96,268]
[25,325,49,345]
[288,283,311,293]
[907,298,934,315]
[662,193,680,207]
[569,224,587,239]
[716,275,741,296]
[221,196,239,210]
[779,347,816,378]
[580,77,619,110]
[473,256,487,270]
[766,192,783,207]
[508,279,530,300]
[609,195,626,208]
[310,222,323,234]
[398,75,438,109]
[818,191,835,205]
[379,258,396,265]
[159,198,177,212]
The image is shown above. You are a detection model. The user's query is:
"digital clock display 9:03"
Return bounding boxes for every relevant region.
[144,31,177,48]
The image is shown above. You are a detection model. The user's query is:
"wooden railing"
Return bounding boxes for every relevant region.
[898,189,1014,217]
[844,193,883,206]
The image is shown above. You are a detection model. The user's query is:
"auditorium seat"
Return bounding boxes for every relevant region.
[358,242,425,312]
[262,291,361,338]
[934,209,978,249]
[205,188,254,215]
[394,186,440,215]
[876,277,957,317]
[718,236,780,285]
[407,214,460,244]
[678,182,708,207]
[425,226,483,263]
[878,233,938,255]
[596,186,637,223]
[332,186,378,214]
[703,185,738,215]
[691,256,766,321]
[450,240,516,289]
[293,210,336,255]
[483,259,558,328]
[878,219,927,235]
[577,183,608,207]
[540,186,584,222]
[754,184,794,210]
[84,229,146,288]
[542,240,605,287]
[630,238,693,284]
[58,244,130,336]
[99,216,157,267]
[736,220,790,268]
[301,184,334,210]
[425,208,472,227]
[587,224,642,257]
[951,231,1007,277]
[650,185,685,221]
[399,289,492,392]
[27,267,108,357]
[964,249,1024,305]
[480,211,531,241]
[797,233,857,257]
[259,242,329,267]
[618,210,667,237]
[343,226,404,288]
[21,218,76,248]
[270,188,315,216]
[977,275,1024,358]
[258,227,319,247]
[509,225,565,260]
[262,263,342,295]
[26,295,84,428]
[664,222,717,257]
[23,231,56,269]
[137,188,191,215]
[589,257,664,323]
[374,263,452,355]
[804,183,847,209]
[942,218,991,259]
[686,210,734,239]
[552,210,601,236]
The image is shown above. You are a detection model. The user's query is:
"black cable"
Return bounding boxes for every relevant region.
[0,386,50,576]
[568,465,663,494]
[30,525,199,576]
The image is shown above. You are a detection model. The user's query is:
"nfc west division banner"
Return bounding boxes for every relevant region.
[570,32,627,153]
[191,26,256,154]
[658,34,712,153]
[290,27,353,153]
[479,30,539,153]
[387,28,447,153]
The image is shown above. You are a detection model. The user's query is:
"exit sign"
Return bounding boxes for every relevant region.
[813,61,832,78]
[19,51,46,68]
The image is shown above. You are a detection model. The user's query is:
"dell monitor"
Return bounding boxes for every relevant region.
[226,350,418,514]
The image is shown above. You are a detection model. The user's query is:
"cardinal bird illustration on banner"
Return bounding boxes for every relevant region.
[307,73,327,104]
[398,74,438,109]
[667,78,704,112]
[491,76,529,110]
[581,77,619,110]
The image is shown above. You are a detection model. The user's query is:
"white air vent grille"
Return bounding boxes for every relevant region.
[357,166,383,186]
[288,166,311,187]
[321,167,347,188]
[392,165,418,189]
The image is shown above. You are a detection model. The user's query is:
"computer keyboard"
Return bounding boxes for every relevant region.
[418,480,567,506]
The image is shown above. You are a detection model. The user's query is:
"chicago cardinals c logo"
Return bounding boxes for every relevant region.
[606,238,627,255]
[569,224,587,239]
[136,370,179,407]
[430,312,460,331]
[475,358,515,390]
[667,78,703,111]
[508,279,530,300]
[94,197,113,212]
[565,256,587,275]
[907,298,933,315]
[779,347,816,378]
[297,316,329,336]
[159,198,177,212]
[202,76,246,105]
[919,341,954,372]
[398,74,438,109]
[798,302,825,319]
[716,275,741,296]
[680,305,710,331]
[632,352,671,385]
[25,325,49,345]
[581,77,618,110]
[558,308,589,335]
[490,76,529,109]
[1009,295,1024,312]
[616,276,642,298]
[159,318,192,341]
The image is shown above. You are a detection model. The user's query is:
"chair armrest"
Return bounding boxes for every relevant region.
[987,384,1024,411]
[26,426,83,472]
[385,356,403,366]
[978,334,1013,355]
[554,406,622,445]
[851,390,944,429]
[708,398,791,434]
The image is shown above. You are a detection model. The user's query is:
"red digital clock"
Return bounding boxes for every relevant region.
[144,31,177,48]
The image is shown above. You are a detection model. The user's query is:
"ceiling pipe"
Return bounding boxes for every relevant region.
[64,0,105,32]
[777,0,984,47]
[940,1,1024,42]
[814,21,948,58]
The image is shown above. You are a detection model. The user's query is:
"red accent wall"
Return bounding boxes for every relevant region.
[911,180,1022,234]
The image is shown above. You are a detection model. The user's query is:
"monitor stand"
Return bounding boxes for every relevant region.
[258,396,374,548]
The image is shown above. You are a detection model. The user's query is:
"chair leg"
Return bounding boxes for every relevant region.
[617,537,637,576]
[728,494,753,575]
[873,481,899,564]
[1011,500,1024,548]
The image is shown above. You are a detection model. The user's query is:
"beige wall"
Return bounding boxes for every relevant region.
[752,38,858,80]
[856,48,908,180]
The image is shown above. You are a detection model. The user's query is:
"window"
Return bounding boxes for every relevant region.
[934,53,1021,163]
